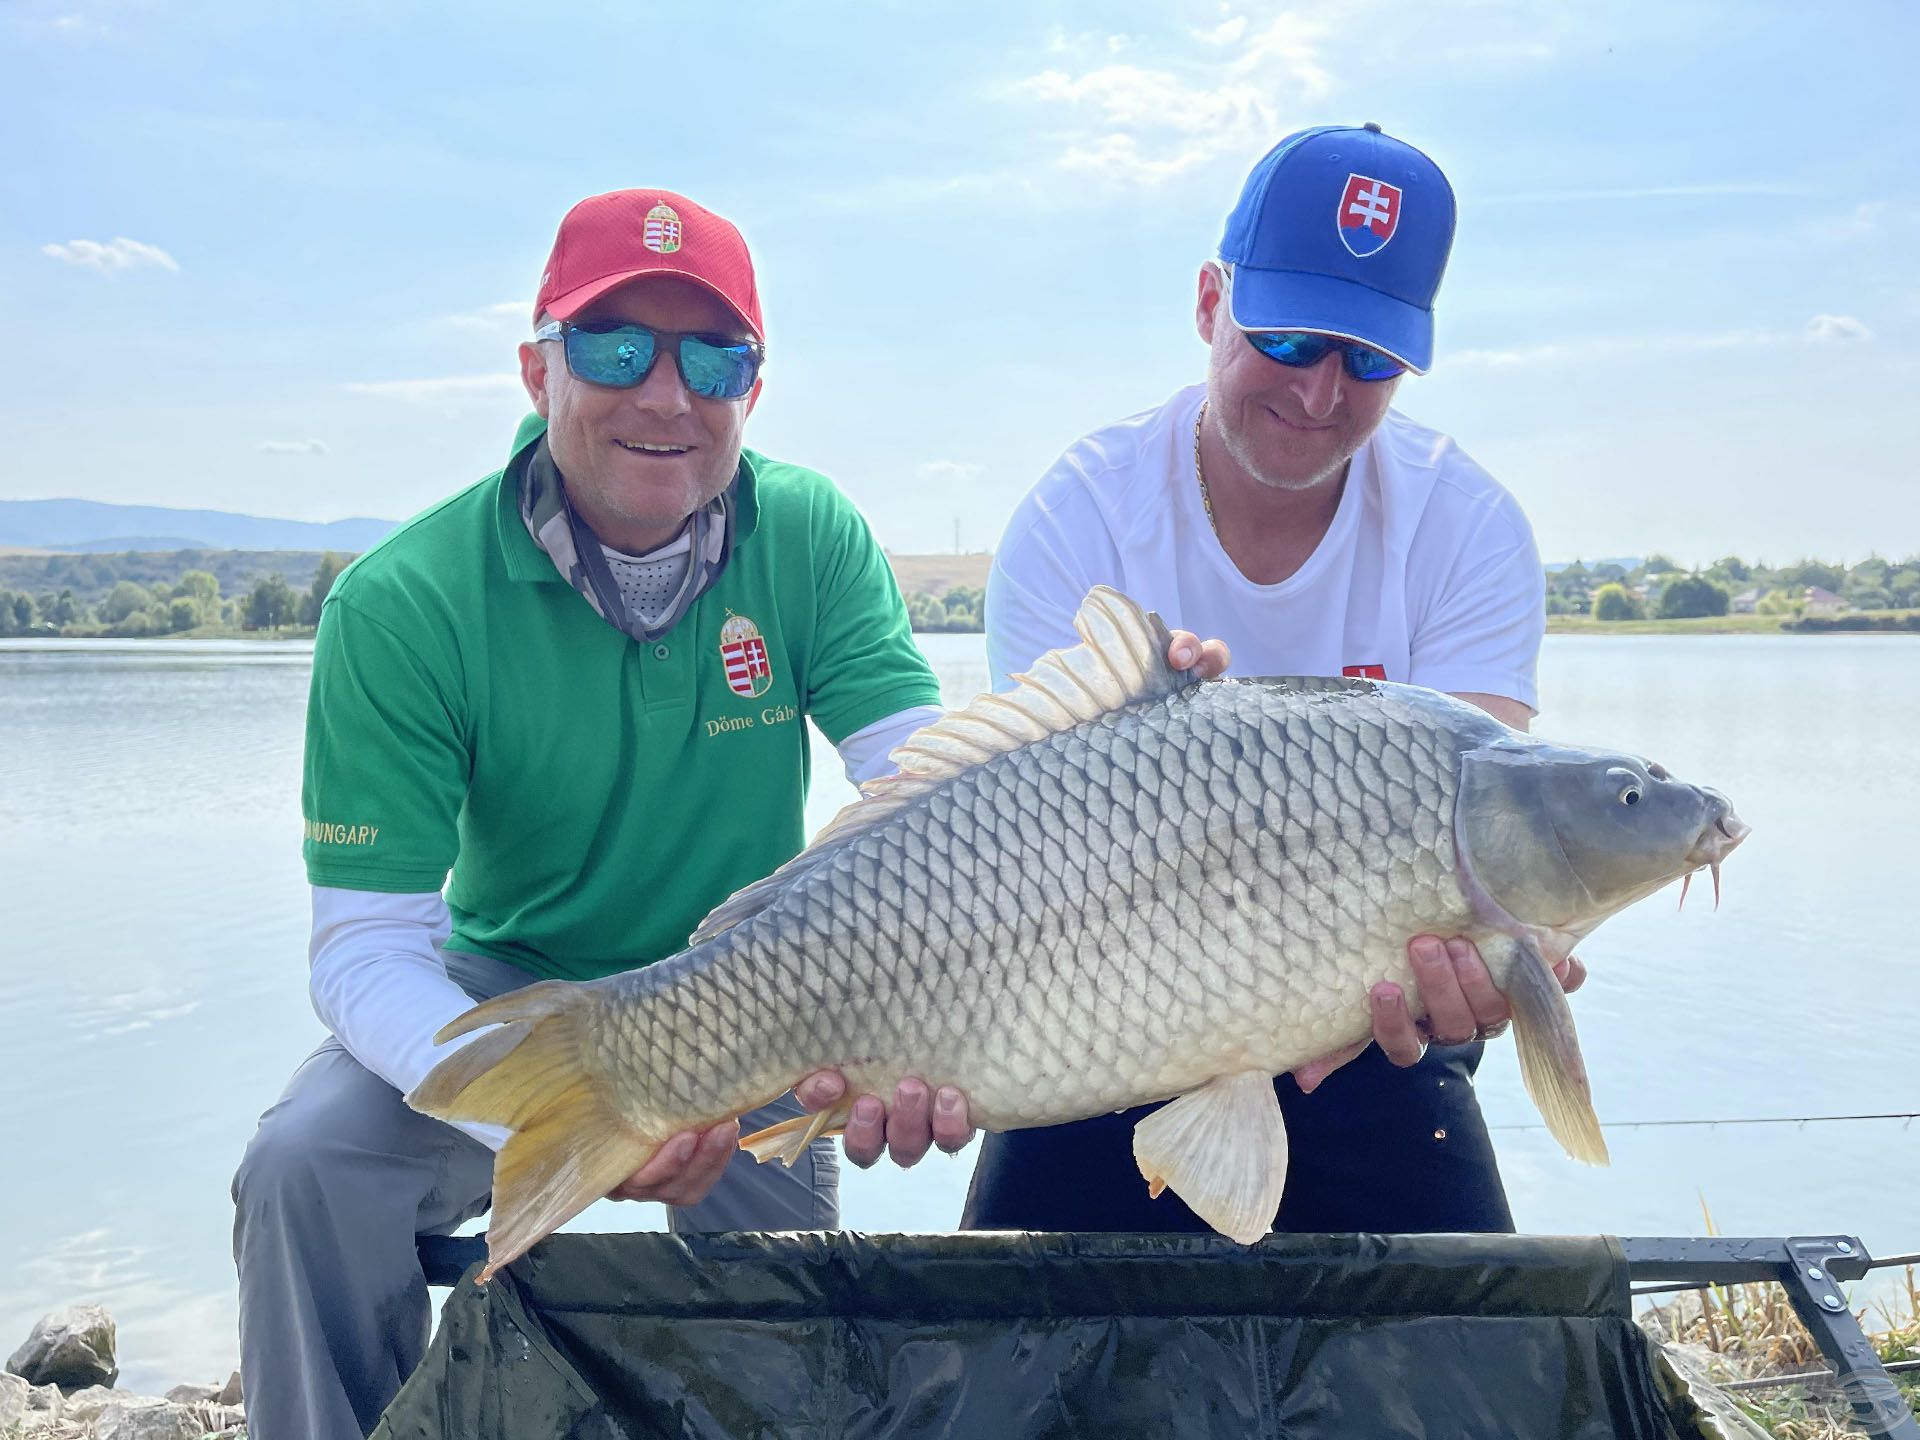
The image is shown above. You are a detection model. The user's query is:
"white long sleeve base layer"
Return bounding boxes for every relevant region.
[307,704,945,1150]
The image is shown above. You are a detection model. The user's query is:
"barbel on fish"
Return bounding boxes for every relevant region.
[409,586,1748,1279]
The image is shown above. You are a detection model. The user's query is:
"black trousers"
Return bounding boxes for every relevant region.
[961,1043,1514,1235]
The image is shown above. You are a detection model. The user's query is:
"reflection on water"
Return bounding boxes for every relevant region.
[0,634,1915,1390]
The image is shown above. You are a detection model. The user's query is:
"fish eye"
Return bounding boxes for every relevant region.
[1605,765,1643,807]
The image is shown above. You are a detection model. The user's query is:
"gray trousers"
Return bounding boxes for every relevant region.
[230,951,837,1440]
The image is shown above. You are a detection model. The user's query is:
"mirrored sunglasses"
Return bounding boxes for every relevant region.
[534,320,764,400]
[1242,329,1407,382]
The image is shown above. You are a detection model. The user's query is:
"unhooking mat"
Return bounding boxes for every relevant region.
[373,1230,1753,1440]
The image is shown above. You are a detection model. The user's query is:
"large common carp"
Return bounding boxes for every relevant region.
[410,587,1747,1278]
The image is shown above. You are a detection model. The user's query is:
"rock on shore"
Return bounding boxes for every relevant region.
[3,1305,243,1438]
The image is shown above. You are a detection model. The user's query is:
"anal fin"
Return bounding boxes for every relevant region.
[1499,934,1609,1165]
[1132,1071,1288,1245]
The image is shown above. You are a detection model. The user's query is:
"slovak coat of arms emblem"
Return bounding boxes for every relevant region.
[1337,174,1402,257]
[718,612,773,699]
[643,204,683,254]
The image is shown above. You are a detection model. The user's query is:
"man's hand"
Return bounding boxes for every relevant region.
[1167,629,1230,679]
[795,1072,975,1169]
[1293,936,1588,1094]
[606,1120,739,1205]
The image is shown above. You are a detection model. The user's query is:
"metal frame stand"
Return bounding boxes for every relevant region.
[1623,1235,1918,1439]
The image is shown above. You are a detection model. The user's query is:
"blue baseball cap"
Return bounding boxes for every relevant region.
[1219,124,1455,374]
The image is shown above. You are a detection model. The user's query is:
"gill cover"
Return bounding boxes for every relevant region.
[1455,742,1597,931]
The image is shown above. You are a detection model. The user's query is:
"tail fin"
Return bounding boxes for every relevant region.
[407,982,654,1280]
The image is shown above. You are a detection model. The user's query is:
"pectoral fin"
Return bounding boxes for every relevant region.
[1499,934,1609,1165]
[1131,1071,1288,1245]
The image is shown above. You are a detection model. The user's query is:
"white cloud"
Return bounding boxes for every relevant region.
[1058,132,1219,185]
[1813,202,1889,243]
[1008,13,1333,189]
[1482,181,1809,206]
[1194,16,1247,46]
[1806,313,1871,343]
[1450,329,1782,368]
[917,460,986,484]
[344,374,523,404]
[1339,0,1574,70]
[257,439,330,456]
[446,300,534,331]
[30,11,112,38]
[1800,201,1920,245]
[917,5,1568,205]
[1451,314,1877,368]
[41,237,179,275]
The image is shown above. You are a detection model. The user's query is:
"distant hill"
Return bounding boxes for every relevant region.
[0,499,396,553]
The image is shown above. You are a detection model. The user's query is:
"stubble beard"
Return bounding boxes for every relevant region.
[1216,410,1357,496]
[566,458,725,552]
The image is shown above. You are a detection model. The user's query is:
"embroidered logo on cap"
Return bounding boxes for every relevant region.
[1337,175,1401,257]
[719,612,773,698]
[643,204,683,254]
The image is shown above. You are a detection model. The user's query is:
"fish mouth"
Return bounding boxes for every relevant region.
[1678,789,1750,910]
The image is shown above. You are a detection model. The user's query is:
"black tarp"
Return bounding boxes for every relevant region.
[373,1231,1744,1440]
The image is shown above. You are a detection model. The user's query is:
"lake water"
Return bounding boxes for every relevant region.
[1,633,1914,1392]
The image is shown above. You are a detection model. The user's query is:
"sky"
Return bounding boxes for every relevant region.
[5,0,1918,566]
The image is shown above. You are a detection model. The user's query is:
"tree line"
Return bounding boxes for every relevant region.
[904,585,983,633]
[908,555,1920,633]
[1547,554,1920,621]
[0,547,343,605]
[0,554,349,638]
[5,550,1915,639]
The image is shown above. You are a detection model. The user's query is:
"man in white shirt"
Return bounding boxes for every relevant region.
[965,124,1584,1236]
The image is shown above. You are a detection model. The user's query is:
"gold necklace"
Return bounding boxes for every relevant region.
[1194,400,1217,535]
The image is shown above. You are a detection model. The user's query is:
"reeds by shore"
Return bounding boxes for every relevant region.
[1637,1209,1920,1439]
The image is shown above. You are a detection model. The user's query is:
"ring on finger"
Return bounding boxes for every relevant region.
[1417,1017,1475,1048]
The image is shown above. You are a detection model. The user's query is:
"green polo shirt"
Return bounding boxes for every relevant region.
[301,415,943,982]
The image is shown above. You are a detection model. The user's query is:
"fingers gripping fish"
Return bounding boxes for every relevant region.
[408,587,1748,1279]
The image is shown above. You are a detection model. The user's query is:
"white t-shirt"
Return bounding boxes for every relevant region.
[986,383,1544,710]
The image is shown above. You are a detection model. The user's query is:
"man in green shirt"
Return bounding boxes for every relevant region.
[231,189,1023,1440]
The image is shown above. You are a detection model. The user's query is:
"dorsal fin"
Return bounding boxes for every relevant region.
[1242,674,1381,697]
[689,586,1193,944]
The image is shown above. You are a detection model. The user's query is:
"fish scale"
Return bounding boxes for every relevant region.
[411,586,1747,1275]
[583,679,1480,1136]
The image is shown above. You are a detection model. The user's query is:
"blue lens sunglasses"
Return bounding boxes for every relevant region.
[533,320,764,400]
[1242,329,1407,382]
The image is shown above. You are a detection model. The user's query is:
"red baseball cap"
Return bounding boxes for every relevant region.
[533,189,764,340]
